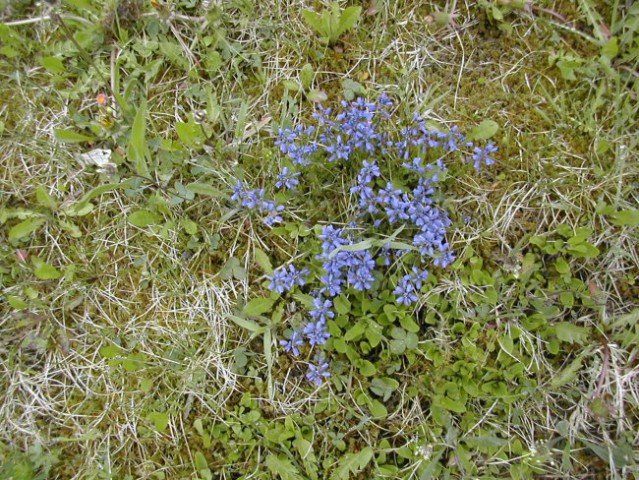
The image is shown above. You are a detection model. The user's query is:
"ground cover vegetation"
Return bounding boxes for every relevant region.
[0,0,638,478]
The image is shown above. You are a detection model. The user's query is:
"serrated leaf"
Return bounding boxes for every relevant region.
[469,120,499,140]
[34,262,62,280]
[265,454,304,480]
[555,322,589,345]
[54,128,95,143]
[128,210,160,228]
[301,10,327,38]
[9,218,45,240]
[35,186,57,209]
[243,298,275,316]
[551,355,583,388]
[148,411,169,433]
[330,447,374,480]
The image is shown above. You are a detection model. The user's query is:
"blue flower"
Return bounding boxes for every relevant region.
[275,167,301,190]
[303,318,331,346]
[280,330,304,356]
[393,267,429,305]
[268,265,309,294]
[310,297,335,323]
[306,356,331,386]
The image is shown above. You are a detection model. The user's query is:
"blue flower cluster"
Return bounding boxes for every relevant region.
[240,95,496,385]
[231,180,285,226]
[268,264,309,294]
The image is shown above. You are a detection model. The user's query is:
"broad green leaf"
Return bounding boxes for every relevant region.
[41,56,66,74]
[330,447,374,480]
[35,186,57,209]
[265,454,304,480]
[337,6,362,36]
[64,179,134,216]
[554,322,589,345]
[54,129,95,143]
[128,210,160,228]
[370,377,399,401]
[610,209,639,226]
[148,411,169,433]
[333,295,351,315]
[186,182,224,198]
[344,321,366,341]
[468,119,499,140]
[127,99,150,177]
[34,262,62,280]
[300,63,314,89]
[254,248,273,274]
[9,218,45,240]
[301,10,327,38]
[355,359,376,377]
[243,298,275,316]
[194,451,209,471]
[99,345,121,358]
[8,296,27,309]
[367,398,387,417]
[175,120,204,148]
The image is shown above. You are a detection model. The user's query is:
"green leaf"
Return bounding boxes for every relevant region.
[551,355,583,388]
[148,411,169,433]
[9,218,45,241]
[265,454,303,480]
[329,239,373,258]
[228,315,265,335]
[243,298,275,316]
[64,179,134,216]
[7,296,27,309]
[330,447,374,480]
[344,321,366,341]
[54,129,95,143]
[176,120,204,148]
[128,210,160,228]
[99,345,121,359]
[41,56,66,74]
[254,248,273,274]
[367,398,387,417]
[185,182,224,198]
[554,322,589,345]
[301,10,327,39]
[337,6,362,36]
[34,262,62,280]
[370,377,399,402]
[35,186,57,209]
[468,120,499,140]
[300,63,314,89]
[610,209,639,226]
[127,99,150,177]
[355,359,376,377]
[334,295,351,315]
